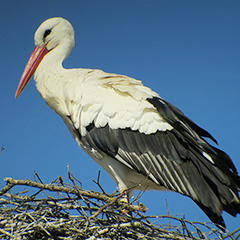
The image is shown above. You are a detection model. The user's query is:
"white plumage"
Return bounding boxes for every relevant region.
[15,17,240,229]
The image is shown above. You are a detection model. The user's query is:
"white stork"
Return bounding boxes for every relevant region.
[15,17,240,229]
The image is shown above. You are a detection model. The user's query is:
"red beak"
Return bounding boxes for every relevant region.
[15,45,48,99]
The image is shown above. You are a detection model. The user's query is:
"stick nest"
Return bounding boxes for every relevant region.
[0,169,239,240]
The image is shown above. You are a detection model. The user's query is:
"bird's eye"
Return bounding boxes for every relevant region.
[43,29,52,39]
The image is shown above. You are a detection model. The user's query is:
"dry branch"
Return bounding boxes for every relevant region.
[0,171,239,239]
[2,177,147,213]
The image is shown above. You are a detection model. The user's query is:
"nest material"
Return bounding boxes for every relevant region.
[0,170,239,240]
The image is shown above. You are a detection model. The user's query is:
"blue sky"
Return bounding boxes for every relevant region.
[1,0,240,232]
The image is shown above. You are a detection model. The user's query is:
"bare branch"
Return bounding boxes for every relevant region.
[2,177,147,213]
[0,171,239,239]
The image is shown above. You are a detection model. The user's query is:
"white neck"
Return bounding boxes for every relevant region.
[34,38,74,114]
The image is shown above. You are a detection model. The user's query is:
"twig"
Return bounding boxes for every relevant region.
[165,198,170,227]
[0,229,14,238]
[34,171,44,184]
[89,190,128,219]
[0,145,5,155]
[92,170,106,194]
[0,182,15,196]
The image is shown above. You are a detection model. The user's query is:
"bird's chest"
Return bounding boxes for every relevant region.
[35,74,71,118]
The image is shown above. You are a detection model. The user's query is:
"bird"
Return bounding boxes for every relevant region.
[15,17,240,229]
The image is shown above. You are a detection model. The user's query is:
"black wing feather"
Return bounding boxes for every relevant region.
[147,97,218,144]
[82,97,240,229]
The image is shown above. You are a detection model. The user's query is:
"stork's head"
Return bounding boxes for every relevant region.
[15,17,75,98]
[34,17,74,52]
